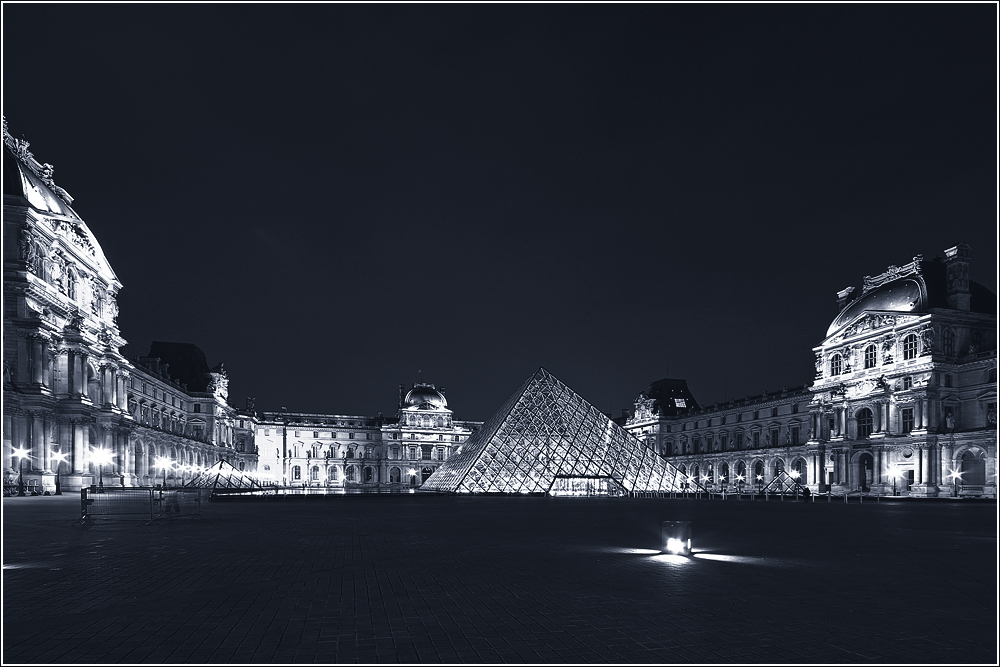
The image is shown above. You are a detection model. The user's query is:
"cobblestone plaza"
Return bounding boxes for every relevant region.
[3,495,996,664]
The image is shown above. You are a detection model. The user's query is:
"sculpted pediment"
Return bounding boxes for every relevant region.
[824,311,921,345]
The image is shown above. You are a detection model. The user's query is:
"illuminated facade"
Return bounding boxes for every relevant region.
[421,368,693,495]
[625,248,997,498]
[253,383,480,489]
[3,120,256,493]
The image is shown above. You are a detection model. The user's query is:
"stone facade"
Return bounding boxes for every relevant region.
[624,247,997,498]
[3,120,256,493]
[254,383,481,489]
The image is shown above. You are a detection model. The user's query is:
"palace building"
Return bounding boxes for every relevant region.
[3,119,256,493]
[254,383,481,489]
[622,248,997,498]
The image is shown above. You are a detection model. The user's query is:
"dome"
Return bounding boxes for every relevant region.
[827,277,925,336]
[404,384,448,410]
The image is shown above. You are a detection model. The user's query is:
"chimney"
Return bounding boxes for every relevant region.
[943,244,971,311]
[836,286,855,310]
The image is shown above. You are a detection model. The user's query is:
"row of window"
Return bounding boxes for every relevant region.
[283,445,449,461]
[291,465,427,483]
[259,428,465,442]
[831,334,920,376]
[665,404,802,433]
[130,376,185,410]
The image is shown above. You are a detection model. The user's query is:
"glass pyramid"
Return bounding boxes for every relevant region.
[421,367,698,495]
[183,460,264,493]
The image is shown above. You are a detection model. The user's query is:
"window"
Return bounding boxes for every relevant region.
[864,345,877,369]
[349,433,354,439]
[437,447,445,461]
[752,432,759,448]
[390,446,398,460]
[944,374,952,388]
[366,433,373,440]
[438,434,444,441]
[421,445,432,460]
[311,466,319,481]
[313,431,319,439]
[943,328,955,356]
[988,368,997,383]
[409,446,417,460]
[194,404,201,413]
[293,430,300,438]
[721,415,727,425]
[903,376,912,390]
[770,428,779,446]
[901,407,914,433]
[454,435,460,441]
[792,403,799,414]
[293,465,301,480]
[753,410,759,420]
[735,432,743,449]
[736,413,742,423]
[771,407,778,418]
[902,334,918,360]
[856,408,873,438]
[791,426,800,444]
[830,354,843,376]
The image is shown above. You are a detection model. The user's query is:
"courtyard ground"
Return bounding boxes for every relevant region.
[2,493,996,664]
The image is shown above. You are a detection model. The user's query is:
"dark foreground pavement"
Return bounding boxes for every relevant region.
[2,494,996,664]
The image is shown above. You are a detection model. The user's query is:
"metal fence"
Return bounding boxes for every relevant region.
[74,487,155,526]
[72,487,207,526]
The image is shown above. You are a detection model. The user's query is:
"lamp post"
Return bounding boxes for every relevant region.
[948,469,962,498]
[51,451,68,495]
[12,446,30,497]
[736,473,745,499]
[756,473,763,495]
[92,448,114,489]
[155,456,172,489]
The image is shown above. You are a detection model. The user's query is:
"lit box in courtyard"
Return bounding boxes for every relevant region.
[662,520,691,556]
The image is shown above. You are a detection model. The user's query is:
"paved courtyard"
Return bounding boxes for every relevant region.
[2,493,996,664]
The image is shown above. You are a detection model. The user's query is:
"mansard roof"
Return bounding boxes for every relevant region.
[827,253,996,337]
[144,342,215,393]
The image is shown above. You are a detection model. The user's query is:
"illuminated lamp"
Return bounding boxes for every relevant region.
[662,521,692,557]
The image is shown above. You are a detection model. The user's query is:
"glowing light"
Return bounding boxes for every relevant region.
[407,468,416,476]
[735,474,744,482]
[947,469,962,482]
[154,456,174,471]
[12,446,30,460]
[91,448,114,466]
[666,538,685,553]
[756,475,763,481]
[51,451,68,464]
[790,470,800,478]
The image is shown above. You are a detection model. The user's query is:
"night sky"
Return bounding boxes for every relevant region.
[4,4,996,423]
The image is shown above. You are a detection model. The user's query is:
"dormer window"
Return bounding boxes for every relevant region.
[942,328,955,356]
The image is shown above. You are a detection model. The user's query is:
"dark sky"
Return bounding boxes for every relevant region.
[4,4,996,422]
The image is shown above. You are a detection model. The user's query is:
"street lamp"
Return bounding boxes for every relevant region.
[51,451,68,495]
[947,468,962,497]
[155,456,173,489]
[756,473,763,494]
[12,446,30,497]
[92,448,114,489]
[887,466,899,496]
[736,473,745,497]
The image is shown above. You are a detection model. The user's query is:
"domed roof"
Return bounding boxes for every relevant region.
[827,277,925,336]
[404,384,448,410]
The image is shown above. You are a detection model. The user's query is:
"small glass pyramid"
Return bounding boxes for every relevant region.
[421,367,697,495]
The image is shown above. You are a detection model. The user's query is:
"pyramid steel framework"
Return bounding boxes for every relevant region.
[183,460,264,493]
[759,468,808,495]
[421,367,700,495]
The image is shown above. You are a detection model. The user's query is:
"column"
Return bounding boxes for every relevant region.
[914,400,923,431]
[72,421,86,473]
[940,443,953,490]
[118,375,128,410]
[32,414,45,472]
[102,366,114,405]
[117,430,127,476]
[874,402,882,433]
[925,444,934,485]
[875,449,882,484]
[77,354,88,397]
[883,403,891,435]
[921,399,931,430]
[918,447,925,484]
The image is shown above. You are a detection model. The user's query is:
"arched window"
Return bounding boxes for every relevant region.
[830,354,842,376]
[311,466,319,480]
[856,408,874,438]
[720,462,730,483]
[389,466,401,483]
[773,458,785,476]
[753,460,764,483]
[902,334,918,360]
[942,328,955,356]
[960,450,986,485]
[346,465,356,481]
[329,466,339,481]
[864,345,877,369]
[363,466,374,483]
[293,465,301,480]
[737,461,746,481]
[792,458,807,484]
[693,465,700,483]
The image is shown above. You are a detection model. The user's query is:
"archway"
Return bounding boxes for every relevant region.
[389,466,401,484]
[960,449,986,486]
[772,458,785,477]
[792,458,808,484]
[720,462,730,484]
[857,453,874,491]
[421,467,433,484]
[736,460,746,482]
[363,466,374,483]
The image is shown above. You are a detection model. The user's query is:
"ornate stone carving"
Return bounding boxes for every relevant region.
[920,328,934,356]
[627,392,657,425]
[881,336,895,364]
[861,255,922,294]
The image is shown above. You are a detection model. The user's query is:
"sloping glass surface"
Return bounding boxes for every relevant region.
[421,368,693,494]
[760,470,807,495]
[184,460,263,491]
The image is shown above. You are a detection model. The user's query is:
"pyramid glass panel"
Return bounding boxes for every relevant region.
[421,368,698,495]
